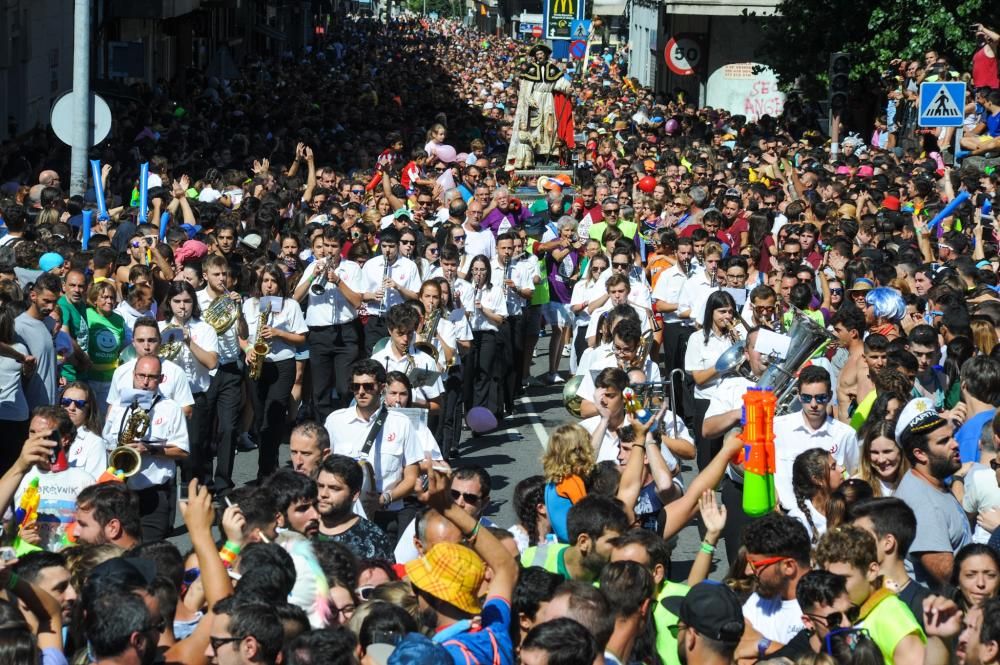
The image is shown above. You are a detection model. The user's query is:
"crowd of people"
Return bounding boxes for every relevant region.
[3,9,1000,665]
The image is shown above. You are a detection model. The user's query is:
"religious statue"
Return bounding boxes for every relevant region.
[506,44,575,170]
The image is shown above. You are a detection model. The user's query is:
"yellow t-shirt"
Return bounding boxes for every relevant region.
[858,588,925,665]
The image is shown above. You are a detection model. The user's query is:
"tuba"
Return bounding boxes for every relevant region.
[563,374,584,417]
[111,399,148,477]
[248,303,273,381]
[414,308,441,361]
[203,295,239,333]
[757,305,835,414]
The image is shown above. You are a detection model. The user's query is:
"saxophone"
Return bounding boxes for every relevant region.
[111,399,148,477]
[248,303,273,381]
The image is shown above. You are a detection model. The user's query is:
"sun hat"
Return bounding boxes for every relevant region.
[404,543,485,615]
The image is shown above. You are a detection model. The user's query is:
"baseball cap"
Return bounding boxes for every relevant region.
[404,543,485,615]
[661,581,744,644]
[39,252,64,272]
[882,195,901,211]
[394,208,414,220]
[894,397,947,442]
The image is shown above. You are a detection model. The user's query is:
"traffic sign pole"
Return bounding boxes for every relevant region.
[70,0,91,197]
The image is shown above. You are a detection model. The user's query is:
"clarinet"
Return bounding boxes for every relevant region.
[380,257,392,312]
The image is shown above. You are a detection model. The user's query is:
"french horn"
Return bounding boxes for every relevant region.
[203,295,239,333]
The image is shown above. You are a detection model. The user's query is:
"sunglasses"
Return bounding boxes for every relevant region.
[451,489,481,505]
[210,636,244,653]
[60,397,87,409]
[400,239,416,246]
[830,288,844,295]
[350,382,378,393]
[612,262,630,269]
[429,247,440,254]
[805,606,860,629]
[799,393,831,405]
[351,189,364,194]
[453,235,466,241]
[747,555,790,574]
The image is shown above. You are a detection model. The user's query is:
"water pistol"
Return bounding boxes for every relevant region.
[737,388,777,517]
[97,467,127,484]
[12,477,42,556]
[622,387,653,425]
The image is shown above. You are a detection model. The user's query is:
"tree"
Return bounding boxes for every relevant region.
[751,0,995,100]
[405,0,459,16]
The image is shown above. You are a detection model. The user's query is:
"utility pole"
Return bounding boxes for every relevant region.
[69,0,91,197]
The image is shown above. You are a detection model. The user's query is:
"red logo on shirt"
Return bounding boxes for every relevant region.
[154,417,163,426]
[386,432,396,443]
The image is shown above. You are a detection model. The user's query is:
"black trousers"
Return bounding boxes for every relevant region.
[662,323,695,420]
[573,326,589,363]
[363,315,389,358]
[136,482,172,542]
[464,330,500,415]
[693,397,722,471]
[436,365,465,459]
[500,315,525,412]
[207,362,243,490]
[183,391,210,485]
[252,358,297,480]
[310,321,361,423]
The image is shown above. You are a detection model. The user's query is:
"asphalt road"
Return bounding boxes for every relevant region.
[169,334,728,583]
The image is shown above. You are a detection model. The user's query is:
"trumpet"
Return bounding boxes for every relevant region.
[310,258,333,295]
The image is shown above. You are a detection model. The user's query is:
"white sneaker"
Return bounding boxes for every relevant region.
[561,346,570,357]
[550,373,566,384]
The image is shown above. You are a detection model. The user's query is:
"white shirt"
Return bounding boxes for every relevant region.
[324,406,423,511]
[197,291,240,365]
[460,283,508,333]
[788,498,828,541]
[684,330,733,400]
[296,259,364,326]
[108,358,194,408]
[464,225,496,260]
[581,414,691,464]
[584,300,652,340]
[491,258,534,317]
[68,426,108,479]
[677,271,719,323]
[742,593,805,644]
[370,345,445,402]
[575,352,662,405]
[15,467,96,552]
[651,264,689,324]
[159,319,219,394]
[772,412,859,511]
[103,396,190,489]
[570,280,603,329]
[964,465,1000,543]
[242,297,308,362]
[361,255,422,316]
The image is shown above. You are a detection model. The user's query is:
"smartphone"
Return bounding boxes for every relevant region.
[0,547,16,562]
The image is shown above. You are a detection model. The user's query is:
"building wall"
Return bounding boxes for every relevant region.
[0,0,74,140]
[626,3,659,89]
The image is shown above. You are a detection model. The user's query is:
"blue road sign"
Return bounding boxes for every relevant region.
[919,82,966,128]
[570,19,591,39]
[569,39,586,59]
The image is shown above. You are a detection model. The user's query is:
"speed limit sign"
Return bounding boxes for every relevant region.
[664,35,702,76]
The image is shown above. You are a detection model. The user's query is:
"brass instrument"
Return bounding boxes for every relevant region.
[203,294,239,333]
[632,330,654,372]
[111,399,149,477]
[710,267,719,288]
[414,308,442,361]
[758,305,836,414]
[248,302,273,381]
[158,325,185,361]
[563,375,584,417]
[310,258,333,295]
[503,258,514,298]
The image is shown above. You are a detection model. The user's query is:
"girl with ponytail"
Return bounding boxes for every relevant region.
[788,448,844,543]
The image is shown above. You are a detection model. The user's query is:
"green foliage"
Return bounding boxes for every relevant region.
[750,0,996,99]
[405,0,461,16]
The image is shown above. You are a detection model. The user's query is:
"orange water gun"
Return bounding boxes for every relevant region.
[738,388,777,517]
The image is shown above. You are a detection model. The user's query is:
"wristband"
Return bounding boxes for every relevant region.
[381,491,393,506]
[6,573,18,590]
[219,540,242,565]
[700,541,716,555]
[463,521,481,540]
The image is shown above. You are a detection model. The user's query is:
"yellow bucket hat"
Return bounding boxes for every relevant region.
[405,542,485,615]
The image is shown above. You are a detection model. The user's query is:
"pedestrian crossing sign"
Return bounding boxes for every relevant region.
[918,82,966,127]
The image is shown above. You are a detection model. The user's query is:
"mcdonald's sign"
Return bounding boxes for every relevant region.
[543,0,581,40]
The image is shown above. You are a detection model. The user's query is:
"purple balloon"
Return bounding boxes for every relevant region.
[434,144,458,164]
[665,118,680,135]
[466,407,497,433]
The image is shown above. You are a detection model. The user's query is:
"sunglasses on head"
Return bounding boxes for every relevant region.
[799,392,831,405]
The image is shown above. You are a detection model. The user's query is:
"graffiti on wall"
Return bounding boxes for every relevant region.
[707,63,785,123]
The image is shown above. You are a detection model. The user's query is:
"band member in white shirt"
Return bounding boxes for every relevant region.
[653,236,695,382]
[159,281,217,486]
[370,304,444,413]
[244,264,309,482]
[107,318,194,417]
[416,280,458,370]
[361,227,422,356]
[383,371,444,461]
[102,356,189,540]
[462,254,508,419]
[576,318,661,418]
[685,290,742,470]
[570,253,609,364]
[678,241,724,325]
[595,245,653,311]
[429,275,469,459]
[198,255,248,494]
[585,274,652,346]
[494,232,535,415]
[294,227,364,422]
[323,359,423,538]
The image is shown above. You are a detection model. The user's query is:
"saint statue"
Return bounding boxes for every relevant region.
[506,44,576,170]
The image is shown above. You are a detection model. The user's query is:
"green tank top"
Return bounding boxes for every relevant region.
[85,308,125,382]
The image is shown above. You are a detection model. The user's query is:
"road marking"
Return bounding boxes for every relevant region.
[517,392,551,450]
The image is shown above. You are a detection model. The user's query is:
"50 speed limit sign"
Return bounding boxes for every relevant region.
[664,35,702,76]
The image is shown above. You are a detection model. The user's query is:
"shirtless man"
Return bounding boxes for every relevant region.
[832,307,867,423]
[853,334,889,410]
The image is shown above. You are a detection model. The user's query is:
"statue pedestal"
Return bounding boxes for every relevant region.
[511,166,576,206]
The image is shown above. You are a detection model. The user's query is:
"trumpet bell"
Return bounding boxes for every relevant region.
[109,446,142,477]
[563,375,584,418]
[413,341,438,362]
[714,341,747,377]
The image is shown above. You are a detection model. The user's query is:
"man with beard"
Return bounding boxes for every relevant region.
[262,468,320,538]
[314,454,393,560]
[85,591,163,665]
[894,398,972,589]
[16,272,61,411]
[662,581,744,665]
[12,551,76,626]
